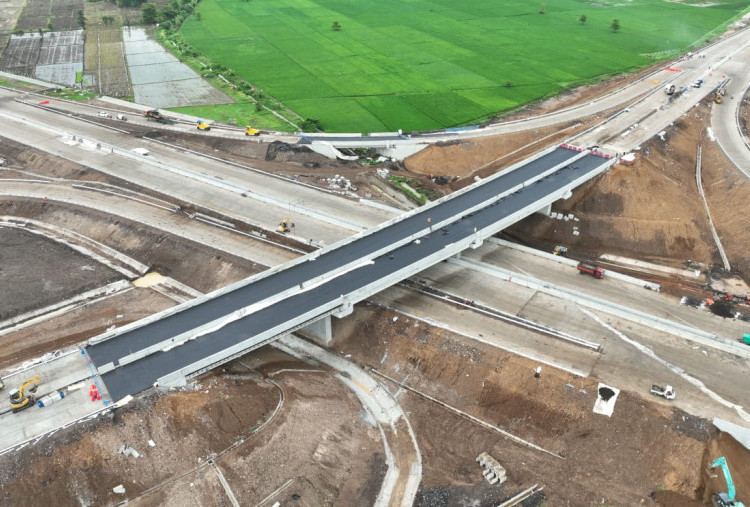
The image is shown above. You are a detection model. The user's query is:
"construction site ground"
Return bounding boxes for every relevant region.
[1,68,750,505]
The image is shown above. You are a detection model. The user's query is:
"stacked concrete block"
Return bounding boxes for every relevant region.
[476,452,507,485]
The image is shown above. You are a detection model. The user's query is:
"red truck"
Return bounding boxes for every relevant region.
[577,262,604,279]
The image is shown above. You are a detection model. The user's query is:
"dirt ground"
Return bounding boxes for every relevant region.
[329,304,750,506]
[0,350,384,506]
[0,226,122,320]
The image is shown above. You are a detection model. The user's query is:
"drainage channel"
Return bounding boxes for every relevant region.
[398,279,601,351]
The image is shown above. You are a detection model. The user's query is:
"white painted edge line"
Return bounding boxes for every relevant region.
[582,308,750,423]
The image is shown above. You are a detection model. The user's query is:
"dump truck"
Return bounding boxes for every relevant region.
[143,110,175,124]
[577,262,604,279]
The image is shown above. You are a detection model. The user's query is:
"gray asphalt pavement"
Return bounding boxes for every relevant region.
[94,149,610,401]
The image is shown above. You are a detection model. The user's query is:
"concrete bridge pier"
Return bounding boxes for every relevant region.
[299,315,333,346]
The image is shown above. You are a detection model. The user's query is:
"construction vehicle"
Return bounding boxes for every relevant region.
[553,245,568,257]
[196,120,211,131]
[577,262,604,279]
[665,83,676,95]
[714,91,723,104]
[245,126,260,136]
[143,110,175,125]
[650,384,675,400]
[9,375,40,413]
[742,334,750,345]
[708,456,745,507]
[277,218,294,234]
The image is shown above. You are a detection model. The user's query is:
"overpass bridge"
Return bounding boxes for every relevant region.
[86,145,616,402]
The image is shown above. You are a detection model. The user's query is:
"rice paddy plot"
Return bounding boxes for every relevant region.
[181,0,748,132]
[123,27,232,108]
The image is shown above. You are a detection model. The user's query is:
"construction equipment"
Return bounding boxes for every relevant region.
[143,110,175,125]
[277,218,294,234]
[553,245,568,257]
[196,120,211,131]
[9,375,40,413]
[709,456,745,507]
[245,126,260,136]
[650,384,675,400]
[742,334,750,345]
[714,92,723,104]
[577,262,604,279]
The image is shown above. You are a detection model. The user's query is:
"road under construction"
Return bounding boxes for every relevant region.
[85,146,616,402]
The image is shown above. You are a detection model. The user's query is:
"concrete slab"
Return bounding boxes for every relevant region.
[0,351,110,453]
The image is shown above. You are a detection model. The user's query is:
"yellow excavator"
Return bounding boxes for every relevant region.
[277,218,294,234]
[196,120,212,131]
[245,126,260,136]
[9,375,40,413]
[553,245,568,257]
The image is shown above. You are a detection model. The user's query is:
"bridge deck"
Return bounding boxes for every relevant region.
[91,148,613,402]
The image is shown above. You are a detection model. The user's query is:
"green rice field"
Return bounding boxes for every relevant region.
[180,0,748,132]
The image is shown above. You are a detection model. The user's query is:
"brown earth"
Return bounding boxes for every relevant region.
[0,353,384,506]
[331,304,744,505]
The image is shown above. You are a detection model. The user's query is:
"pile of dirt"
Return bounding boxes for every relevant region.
[404,120,591,185]
[503,100,750,280]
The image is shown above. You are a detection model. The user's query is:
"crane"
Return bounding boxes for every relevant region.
[9,375,41,413]
[709,456,745,507]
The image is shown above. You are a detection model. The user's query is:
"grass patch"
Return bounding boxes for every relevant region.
[179,0,748,132]
[171,103,291,131]
[389,176,430,205]
[75,71,83,84]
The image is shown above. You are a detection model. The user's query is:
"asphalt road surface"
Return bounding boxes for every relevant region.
[92,149,611,401]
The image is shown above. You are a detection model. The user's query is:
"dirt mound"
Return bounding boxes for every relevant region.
[698,432,750,505]
[504,101,750,280]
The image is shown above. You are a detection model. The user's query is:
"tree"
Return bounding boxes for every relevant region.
[332,21,341,31]
[77,10,86,28]
[538,2,546,14]
[579,14,587,25]
[102,15,115,24]
[46,21,53,30]
[142,3,158,24]
[195,11,201,20]
[610,19,620,32]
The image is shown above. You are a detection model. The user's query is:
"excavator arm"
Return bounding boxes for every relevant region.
[710,456,745,506]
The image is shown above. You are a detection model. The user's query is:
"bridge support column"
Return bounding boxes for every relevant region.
[299,315,333,346]
[536,203,552,216]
